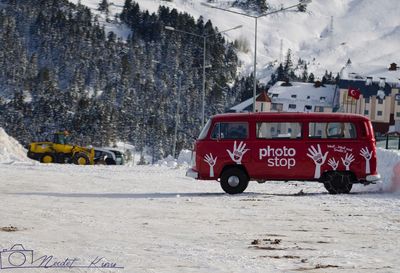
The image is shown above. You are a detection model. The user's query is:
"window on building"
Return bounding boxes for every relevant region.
[211,122,248,139]
[365,97,370,103]
[315,106,324,112]
[364,110,369,115]
[397,100,400,106]
[271,103,283,111]
[304,105,312,111]
[377,111,383,116]
[309,122,357,139]
[272,94,279,98]
[306,96,311,100]
[396,112,400,118]
[288,104,296,109]
[320,96,326,102]
[256,122,302,139]
[378,99,384,104]
[291,94,297,98]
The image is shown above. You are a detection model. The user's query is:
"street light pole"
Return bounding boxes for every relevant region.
[165,24,242,126]
[202,36,206,127]
[253,17,258,112]
[202,0,312,112]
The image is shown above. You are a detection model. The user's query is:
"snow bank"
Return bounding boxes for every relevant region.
[0,128,34,164]
[354,148,400,193]
[377,148,400,192]
[157,149,192,168]
[157,155,178,168]
[177,149,192,165]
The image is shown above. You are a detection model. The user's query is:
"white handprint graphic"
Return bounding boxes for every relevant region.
[360,147,372,174]
[226,141,249,165]
[328,158,339,170]
[341,153,354,171]
[307,144,328,179]
[204,153,217,177]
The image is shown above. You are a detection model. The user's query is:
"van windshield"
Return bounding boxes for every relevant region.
[198,119,212,140]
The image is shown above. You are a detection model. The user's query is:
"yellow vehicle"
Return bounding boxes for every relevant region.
[27,131,95,165]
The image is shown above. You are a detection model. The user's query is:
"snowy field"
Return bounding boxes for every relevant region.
[1,129,400,272]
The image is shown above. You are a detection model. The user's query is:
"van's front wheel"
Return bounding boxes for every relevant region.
[220,168,249,194]
[323,172,354,194]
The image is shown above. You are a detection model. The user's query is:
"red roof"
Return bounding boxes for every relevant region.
[256,91,271,102]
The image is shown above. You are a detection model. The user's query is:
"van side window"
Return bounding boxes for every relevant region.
[309,122,357,139]
[256,122,302,139]
[211,122,248,139]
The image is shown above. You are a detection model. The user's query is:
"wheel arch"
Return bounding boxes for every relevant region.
[320,170,358,183]
[219,164,250,180]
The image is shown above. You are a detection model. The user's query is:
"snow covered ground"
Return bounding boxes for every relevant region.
[1,129,400,272]
[1,163,400,273]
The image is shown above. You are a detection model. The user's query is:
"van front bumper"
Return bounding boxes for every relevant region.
[366,173,381,182]
[186,168,198,179]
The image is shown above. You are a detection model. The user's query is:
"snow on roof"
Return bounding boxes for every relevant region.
[338,79,393,98]
[341,63,400,85]
[229,92,270,112]
[229,97,253,112]
[230,81,337,113]
[268,81,336,106]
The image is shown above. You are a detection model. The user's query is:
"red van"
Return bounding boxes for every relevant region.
[186,112,381,194]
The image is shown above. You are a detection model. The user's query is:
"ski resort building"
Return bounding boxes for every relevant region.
[337,63,400,134]
[267,81,337,113]
[229,64,400,135]
[228,81,337,113]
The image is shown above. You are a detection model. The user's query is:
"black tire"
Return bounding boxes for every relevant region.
[105,158,116,165]
[323,172,354,194]
[40,153,55,164]
[73,153,90,165]
[220,167,249,194]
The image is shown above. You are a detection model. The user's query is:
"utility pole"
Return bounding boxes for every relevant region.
[202,0,312,112]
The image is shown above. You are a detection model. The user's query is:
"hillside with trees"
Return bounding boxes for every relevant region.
[0,0,243,159]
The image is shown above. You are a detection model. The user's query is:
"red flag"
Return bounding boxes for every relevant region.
[348,87,361,100]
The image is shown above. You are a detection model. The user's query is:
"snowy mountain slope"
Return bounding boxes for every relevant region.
[70,0,400,83]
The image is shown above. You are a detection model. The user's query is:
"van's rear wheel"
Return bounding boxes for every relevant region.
[220,168,249,194]
[323,172,353,194]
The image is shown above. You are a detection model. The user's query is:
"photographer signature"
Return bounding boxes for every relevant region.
[0,244,124,270]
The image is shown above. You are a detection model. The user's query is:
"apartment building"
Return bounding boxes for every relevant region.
[338,75,400,134]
